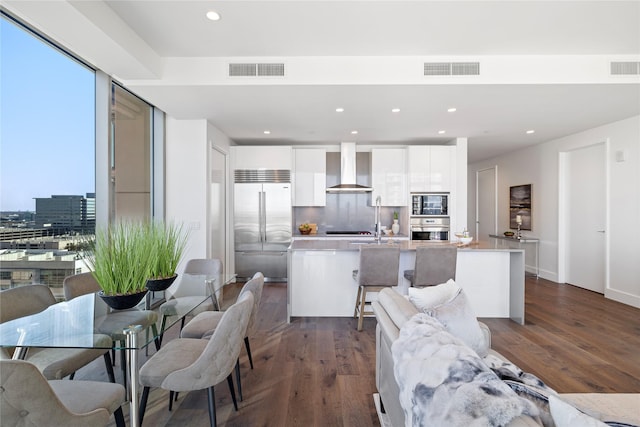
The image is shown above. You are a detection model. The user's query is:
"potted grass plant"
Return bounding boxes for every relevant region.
[145,221,189,292]
[85,221,154,309]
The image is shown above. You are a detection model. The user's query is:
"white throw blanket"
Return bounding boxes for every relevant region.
[392,313,542,427]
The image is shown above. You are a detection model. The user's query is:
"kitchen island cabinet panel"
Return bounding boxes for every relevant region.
[288,240,524,324]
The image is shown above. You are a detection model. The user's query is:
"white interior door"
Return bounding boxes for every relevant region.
[566,143,606,293]
[476,167,497,242]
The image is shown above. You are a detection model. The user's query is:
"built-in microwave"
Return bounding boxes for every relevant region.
[411,193,449,216]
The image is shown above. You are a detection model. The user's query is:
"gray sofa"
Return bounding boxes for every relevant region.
[372,287,639,427]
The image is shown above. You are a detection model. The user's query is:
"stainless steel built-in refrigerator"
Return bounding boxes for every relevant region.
[234,170,291,281]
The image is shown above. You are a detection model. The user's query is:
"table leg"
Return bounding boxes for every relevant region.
[125,324,144,427]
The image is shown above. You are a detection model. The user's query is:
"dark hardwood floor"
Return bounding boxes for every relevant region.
[83,276,640,426]
[482,277,640,393]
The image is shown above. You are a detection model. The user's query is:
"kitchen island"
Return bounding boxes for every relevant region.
[287,239,525,324]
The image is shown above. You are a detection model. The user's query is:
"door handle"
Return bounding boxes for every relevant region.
[597,230,605,233]
[262,191,267,242]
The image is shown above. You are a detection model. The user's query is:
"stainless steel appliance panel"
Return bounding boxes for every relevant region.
[235,251,288,281]
[262,183,292,251]
[410,217,450,241]
[233,175,292,281]
[411,193,449,216]
[234,183,263,252]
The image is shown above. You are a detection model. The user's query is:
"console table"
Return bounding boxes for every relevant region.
[489,234,539,277]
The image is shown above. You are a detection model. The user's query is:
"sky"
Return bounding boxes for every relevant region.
[0,16,95,212]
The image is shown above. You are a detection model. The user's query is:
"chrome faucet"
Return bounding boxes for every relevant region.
[375,195,382,243]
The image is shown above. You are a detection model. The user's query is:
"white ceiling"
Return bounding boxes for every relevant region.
[6,1,640,162]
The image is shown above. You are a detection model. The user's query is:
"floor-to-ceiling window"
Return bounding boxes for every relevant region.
[110,84,153,222]
[0,14,95,232]
[0,13,95,292]
[0,12,164,292]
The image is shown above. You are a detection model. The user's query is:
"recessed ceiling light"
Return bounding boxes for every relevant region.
[351,130,358,135]
[526,130,535,134]
[335,108,344,113]
[438,130,446,134]
[263,130,271,135]
[447,107,457,113]
[206,11,221,21]
[391,108,400,113]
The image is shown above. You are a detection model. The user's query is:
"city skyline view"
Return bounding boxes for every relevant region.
[0,17,95,212]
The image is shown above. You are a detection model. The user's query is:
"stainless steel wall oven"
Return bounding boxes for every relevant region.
[410,217,450,241]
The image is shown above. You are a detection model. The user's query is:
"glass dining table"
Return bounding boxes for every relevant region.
[0,273,236,427]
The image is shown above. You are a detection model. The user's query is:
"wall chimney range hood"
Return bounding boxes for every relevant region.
[326,142,373,193]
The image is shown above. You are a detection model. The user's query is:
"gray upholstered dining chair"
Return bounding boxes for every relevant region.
[403,245,457,287]
[180,271,264,401]
[353,245,400,331]
[63,272,160,389]
[157,258,223,345]
[1,359,126,427]
[138,291,254,427]
[0,284,116,382]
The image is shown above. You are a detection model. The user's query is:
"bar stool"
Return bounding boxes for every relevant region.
[403,245,457,287]
[353,245,400,331]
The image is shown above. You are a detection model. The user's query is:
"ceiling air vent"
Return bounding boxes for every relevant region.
[258,63,285,76]
[229,63,285,77]
[610,61,640,75]
[424,62,480,76]
[229,63,257,76]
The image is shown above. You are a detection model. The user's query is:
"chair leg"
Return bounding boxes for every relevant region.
[151,323,161,351]
[357,287,367,331]
[353,286,362,318]
[207,386,217,427]
[244,336,254,369]
[119,341,127,391]
[158,315,168,347]
[139,386,150,426]
[69,371,76,380]
[103,352,116,383]
[113,406,126,427]
[111,347,116,366]
[235,358,243,402]
[226,373,238,411]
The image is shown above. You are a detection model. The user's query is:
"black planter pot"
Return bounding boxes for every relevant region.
[146,274,178,292]
[99,289,148,310]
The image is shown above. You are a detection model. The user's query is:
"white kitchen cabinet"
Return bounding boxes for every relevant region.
[230,146,292,170]
[371,148,407,206]
[293,148,326,206]
[408,145,456,192]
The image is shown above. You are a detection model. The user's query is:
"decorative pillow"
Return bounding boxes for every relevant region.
[408,278,460,311]
[549,395,608,427]
[426,288,488,357]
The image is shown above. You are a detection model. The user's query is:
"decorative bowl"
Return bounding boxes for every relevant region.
[504,231,515,237]
[383,229,392,235]
[459,236,473,245]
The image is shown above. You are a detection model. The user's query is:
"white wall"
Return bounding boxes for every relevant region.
[469,115,640,308]
[165,118,208,272]
[165,118,232,274]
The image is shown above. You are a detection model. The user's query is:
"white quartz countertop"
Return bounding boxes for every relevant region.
[288,239,523,252]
